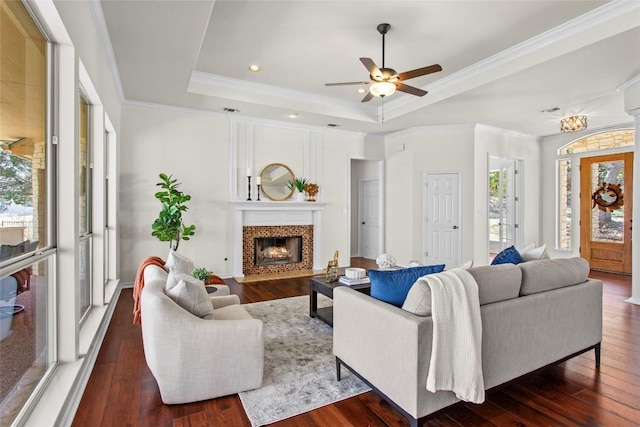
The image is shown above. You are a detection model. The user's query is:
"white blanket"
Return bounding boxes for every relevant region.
[419,268,485,403]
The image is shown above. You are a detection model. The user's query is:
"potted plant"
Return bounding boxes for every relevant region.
[287,177,309,202]
[151,173,196,251]
[192,267,212,282]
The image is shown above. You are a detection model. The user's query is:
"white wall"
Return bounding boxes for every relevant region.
[383,125,541,267]
[120,104,231,280]
[384,126,476,265]
[119,104,372,281]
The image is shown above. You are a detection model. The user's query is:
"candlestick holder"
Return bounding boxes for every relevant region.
[257,184,261,201]
[247,176,252,201]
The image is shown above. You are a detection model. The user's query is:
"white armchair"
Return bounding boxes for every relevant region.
[140,264,263,404]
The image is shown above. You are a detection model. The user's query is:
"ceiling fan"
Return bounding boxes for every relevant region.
[325,23,442,102]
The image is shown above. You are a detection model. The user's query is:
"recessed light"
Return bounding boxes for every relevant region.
[288,113,298,119]
[356,88,367,94]
[223,107,240,113]
[327,124,340,127]
[249,64,261,72]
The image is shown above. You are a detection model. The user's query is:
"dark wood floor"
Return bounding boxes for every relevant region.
[72,259,640,426]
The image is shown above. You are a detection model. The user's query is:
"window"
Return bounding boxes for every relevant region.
[560,130,634,155]
[557,159,572,250]
[79,93,92,321]
[0,0,54,423]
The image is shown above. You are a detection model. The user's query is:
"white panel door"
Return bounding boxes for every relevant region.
[360,179,380,259]
[424,173,460,269]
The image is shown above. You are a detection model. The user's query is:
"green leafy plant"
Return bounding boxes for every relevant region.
[151,173,196,251]
[191,267,212,281]
[287,177,309,192]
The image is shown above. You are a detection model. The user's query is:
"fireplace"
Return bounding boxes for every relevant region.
[255,236,302,266]
[242,225,313,275]
[233,201,326,277]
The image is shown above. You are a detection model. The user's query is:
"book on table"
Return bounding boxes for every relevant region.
[338,276,370,286]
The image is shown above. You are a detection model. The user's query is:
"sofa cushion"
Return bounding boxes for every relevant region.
[369,264,445,307]
[519,257,589,296]
[164,249,195,274]
[519,243,550,261]
[468,264,522,305]
[166,278,214,319]
[491,245,525,265]
[403,264,521,316]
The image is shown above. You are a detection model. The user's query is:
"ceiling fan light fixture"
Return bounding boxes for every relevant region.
[560,115,587,132]
[370,81,396,98]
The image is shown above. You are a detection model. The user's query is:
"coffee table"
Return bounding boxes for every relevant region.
[309,275,370,326]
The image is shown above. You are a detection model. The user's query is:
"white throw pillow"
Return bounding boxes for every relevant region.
[165,270,201,292]
[519,244,549,261]
[167,278,214,319]
[164,249,195,274]
[402,280,432,317]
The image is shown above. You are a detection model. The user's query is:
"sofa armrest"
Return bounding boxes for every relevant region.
[210,294,240,309]
[333,287,435,417]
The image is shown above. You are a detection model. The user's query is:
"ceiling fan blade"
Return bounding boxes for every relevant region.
[397,64,442,81]
[360,58,382,79]
[361,92,374,103]
[396,82,428,97]
[325,81,371,86]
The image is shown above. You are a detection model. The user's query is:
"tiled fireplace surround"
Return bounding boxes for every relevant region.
[232,201,326,277]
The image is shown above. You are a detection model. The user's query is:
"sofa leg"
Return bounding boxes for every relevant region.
[594,342,601,368]
[336,357,342,381]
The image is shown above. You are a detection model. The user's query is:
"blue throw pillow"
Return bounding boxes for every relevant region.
[491,245,525,265]
[369,264,445,307]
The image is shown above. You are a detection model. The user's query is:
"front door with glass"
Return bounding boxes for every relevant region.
[580,153,633,273]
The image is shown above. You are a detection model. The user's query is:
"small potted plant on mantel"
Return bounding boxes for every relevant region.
[287,177,309,202]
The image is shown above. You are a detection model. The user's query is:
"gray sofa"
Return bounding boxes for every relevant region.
[333,258,602,426]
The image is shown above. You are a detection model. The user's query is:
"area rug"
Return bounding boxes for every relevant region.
[239,295,370,426]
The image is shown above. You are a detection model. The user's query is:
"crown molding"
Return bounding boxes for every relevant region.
[122,99,366,136]
[188,71,378,122]
[87,0,125,102]
[383,0,640,120]
[617,73,640,92]
[475,124,539,141]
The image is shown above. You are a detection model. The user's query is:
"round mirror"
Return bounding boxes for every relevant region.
[260,163,295,201]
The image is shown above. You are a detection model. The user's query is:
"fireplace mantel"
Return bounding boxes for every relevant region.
[232,201,327,277]
[233,201,327,212]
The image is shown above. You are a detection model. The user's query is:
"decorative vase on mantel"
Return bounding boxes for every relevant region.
[295,191,305,202]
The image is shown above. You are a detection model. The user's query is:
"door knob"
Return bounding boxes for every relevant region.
[453,225,459,229]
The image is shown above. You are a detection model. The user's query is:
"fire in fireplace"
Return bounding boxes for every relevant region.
[254,236,302,266]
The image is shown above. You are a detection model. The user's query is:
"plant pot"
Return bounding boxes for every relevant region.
[296,192,305,202]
